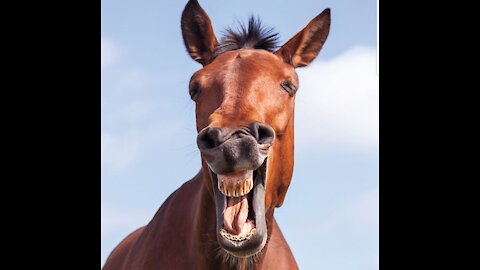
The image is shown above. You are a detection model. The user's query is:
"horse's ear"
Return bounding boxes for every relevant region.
[181,0,218,66]
[274,8,331,68]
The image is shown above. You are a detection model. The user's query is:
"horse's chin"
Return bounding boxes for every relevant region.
[209,159,268,258]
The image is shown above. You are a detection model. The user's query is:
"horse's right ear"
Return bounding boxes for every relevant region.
[181,0,218,66]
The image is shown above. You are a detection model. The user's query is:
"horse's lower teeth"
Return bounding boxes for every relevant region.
[220,228,256,241]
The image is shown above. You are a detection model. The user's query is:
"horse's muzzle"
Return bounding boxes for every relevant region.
[197,122,274,257]
[197,122,275,174]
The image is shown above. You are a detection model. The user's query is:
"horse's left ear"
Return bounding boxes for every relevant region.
[181,0,218,66]
[274,8,331,68]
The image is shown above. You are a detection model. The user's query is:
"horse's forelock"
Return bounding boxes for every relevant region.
[213,16,279,58]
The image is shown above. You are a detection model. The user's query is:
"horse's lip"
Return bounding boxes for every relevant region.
[209,159,268,257]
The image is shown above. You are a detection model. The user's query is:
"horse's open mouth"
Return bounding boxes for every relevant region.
[209,159,268,257]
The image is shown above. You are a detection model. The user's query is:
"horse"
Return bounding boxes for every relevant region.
[103,0,330,269]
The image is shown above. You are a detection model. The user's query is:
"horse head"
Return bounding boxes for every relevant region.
[181,0,330,258]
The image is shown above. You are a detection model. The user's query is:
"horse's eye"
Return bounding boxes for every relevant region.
[189,86,200,101]
[281,81,297,97]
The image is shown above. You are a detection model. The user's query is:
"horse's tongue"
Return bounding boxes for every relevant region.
[223,195,248,235]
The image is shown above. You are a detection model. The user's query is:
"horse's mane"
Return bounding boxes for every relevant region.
[213,16,279,58]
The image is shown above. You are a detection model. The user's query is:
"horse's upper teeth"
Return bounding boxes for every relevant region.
[217,171,253,197]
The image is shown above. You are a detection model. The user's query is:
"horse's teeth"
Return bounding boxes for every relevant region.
[219,181,224,193]
[220,228,256,241]
[217,173,254,197]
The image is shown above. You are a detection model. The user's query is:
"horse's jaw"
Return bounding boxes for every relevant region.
[209,159,268,258]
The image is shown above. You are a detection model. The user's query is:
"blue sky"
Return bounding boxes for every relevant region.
[101,0,378,269]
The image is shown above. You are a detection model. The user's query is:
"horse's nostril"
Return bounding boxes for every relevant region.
[197,127,223,150]
[252,122,275,145]
[198,124,274,152]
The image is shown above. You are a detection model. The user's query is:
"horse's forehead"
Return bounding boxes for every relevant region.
[206,49,287,77]
[222,49,280,65]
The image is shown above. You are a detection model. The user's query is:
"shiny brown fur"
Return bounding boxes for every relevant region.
[103,1,330,269]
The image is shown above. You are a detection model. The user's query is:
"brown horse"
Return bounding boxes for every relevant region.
[103,0,330,269]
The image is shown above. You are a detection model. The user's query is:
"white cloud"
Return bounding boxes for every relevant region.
[120,100,155,122]
[101,37,121,69]
[101,203,155,235]
[345,187,379,230]
[314,187,379,234]
[295,46,378,148]
[104,100,156,125]
[115,68,151,93]
[101,133,140,172]
[101,121,186,174]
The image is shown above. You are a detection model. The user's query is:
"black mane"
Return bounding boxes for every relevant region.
[213,16,279,58]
